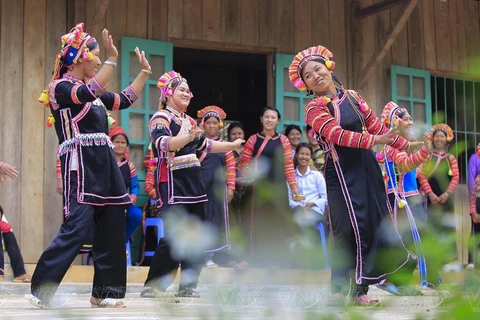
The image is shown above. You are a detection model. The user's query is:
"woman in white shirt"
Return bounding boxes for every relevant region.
[287,143,328,267]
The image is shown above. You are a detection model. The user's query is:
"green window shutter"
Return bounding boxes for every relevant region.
[275,53,308,135]
[120,37,173,207]
[390,65,432,126]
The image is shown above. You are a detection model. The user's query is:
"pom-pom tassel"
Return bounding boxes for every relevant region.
[398,199,407,209]
[376,153,385,163]
[39,90,50,106]
[448,169,453,176]
[45,113,55,127]
[308,129,316,138]
[148,159,156,171]
[107,112,116,127]
[219,121,224,128]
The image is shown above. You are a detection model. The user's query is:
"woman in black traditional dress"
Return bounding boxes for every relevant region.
[289,45,413,305]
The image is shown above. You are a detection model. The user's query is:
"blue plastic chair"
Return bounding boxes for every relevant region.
[144,217,165,257]
[316,222,330,269]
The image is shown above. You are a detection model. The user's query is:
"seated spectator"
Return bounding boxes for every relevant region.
[285,125,302,158]
[0,205,32,282]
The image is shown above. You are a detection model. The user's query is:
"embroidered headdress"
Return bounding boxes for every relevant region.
[288,45,335,91]
[380,101,408,128]
[429,123,454,142]
[157,70,190,107]
[39,22,97,107]
[197,106,227,128]
[477,142,480,157]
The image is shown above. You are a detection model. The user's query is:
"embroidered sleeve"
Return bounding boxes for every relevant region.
[100,86,139,111]
[144,166,157,199]
[128,161,139,204]
[417,160,433,194]
[143,148,153,170]
[238,135,255,178]
[196,136,213,152]
[470,177,479,215]
[349,90,409,151]
[447,154,460,194]
[56,157,61,180]
[304,101,376,149]
[53,79,105,107]
[386,145,430,173]
[225,151,236,191]
[149,111,172,153]
[281,135,297,189]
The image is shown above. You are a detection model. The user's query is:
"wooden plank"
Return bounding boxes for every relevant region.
[328,0,347,85]
[202,0,221,42]
[448,0,458,73]
[275,0,294,53]
[358,0,419,89]
[464,0,480,74]
[183,0,202,40]
[374,1,392,109]
[311,0,330,47]
[357,0,376,105]
[168,0,184,38]
[240,0,259,46]
[434,0,452,71]
[422,0,436,70]
[0,0,23,258]
[90,0,111,37]
[67,0,75,27]
[126,0,147,38]
[294,0,312,53]
[344,0,354,88]
[356,0,404,19]
[222,0,241,44]
[258,0,276,48]
[106,0,127,93]
[75,0,86,24]
[455,0,467,73]
[43,0,66,257]
[148,0,168,40]
[407,0,425,69]
[21,0,46,262]
[85,0,105,46]
[390,3,409,66]
[171,37,275,53]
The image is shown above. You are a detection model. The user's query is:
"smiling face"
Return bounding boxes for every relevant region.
[307,129,318,146]
[433,130,447,150]
[398,111,414,139]
[287,129,302,148]
[82,46,101,78]
[169,82,192,111]
[296,146,312,167]
[301,60,335,95]
[229,126,245,142]
[260,110,279,132]
[203,116,220,138]
[112,134,128,157]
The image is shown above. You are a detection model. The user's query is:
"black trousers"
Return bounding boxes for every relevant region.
[0,231,27,277]
[31,175,126,303]
[144,182,205,291]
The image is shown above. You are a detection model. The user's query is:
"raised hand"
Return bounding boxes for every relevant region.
[135,47,151,71]
[0,162,19,181]
[231,139,245,149]
[102,28,118,60]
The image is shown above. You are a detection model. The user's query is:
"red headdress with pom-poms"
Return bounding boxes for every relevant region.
[429,123,454,142]
[197,106,227,128]
[380,101,408,128]
[157,70,190,108]
[39,22,97,107]
[288,45,335,91]
[477,142,480,157]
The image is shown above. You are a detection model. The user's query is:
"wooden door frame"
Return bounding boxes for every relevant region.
[169,37,276,106]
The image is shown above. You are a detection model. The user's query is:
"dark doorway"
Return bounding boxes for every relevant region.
[173,47,268,138]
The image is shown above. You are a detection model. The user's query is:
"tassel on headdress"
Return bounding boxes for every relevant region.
[429,123,454,142]
[380,101,408,129]
[45,113,55,127]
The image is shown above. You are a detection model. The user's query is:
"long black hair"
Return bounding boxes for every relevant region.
[285,124,302,137]
[227,121,245,141]
[294,142,313,168]
[260,106,281,120]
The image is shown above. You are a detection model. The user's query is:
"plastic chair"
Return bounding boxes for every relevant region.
[126,240,132,267]
[144,217,165,257]
[316,222,330,269]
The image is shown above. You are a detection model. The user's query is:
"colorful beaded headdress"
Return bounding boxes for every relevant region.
[380,101,408,128]
[39,22,97,107]
[477,142,480,156]
[157,70,189,107]
[430,123,454,142]
[288,45,335,91]
[197,106,227,128]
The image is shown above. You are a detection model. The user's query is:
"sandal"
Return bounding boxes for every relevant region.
[90,297,126,308]
[140,287,158,298]
[176,288,201,298]
[354,294,379,307]
[205,260,218,268]
[25,294,50,309]
[13,274,32,283]
[234,261,249,269]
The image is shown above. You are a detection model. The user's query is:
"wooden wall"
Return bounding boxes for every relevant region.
[0,0,479,263]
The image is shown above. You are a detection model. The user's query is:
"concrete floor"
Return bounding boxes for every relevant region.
[0,283,451,320]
